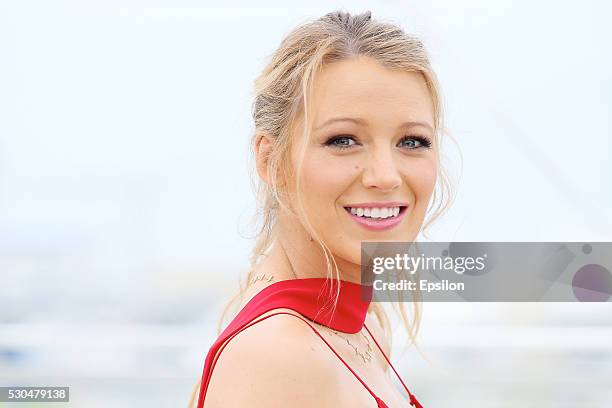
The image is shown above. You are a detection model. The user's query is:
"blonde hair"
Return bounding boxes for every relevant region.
[189,9,454,407]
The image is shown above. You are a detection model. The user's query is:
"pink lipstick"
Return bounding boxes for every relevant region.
[343,203,409,231]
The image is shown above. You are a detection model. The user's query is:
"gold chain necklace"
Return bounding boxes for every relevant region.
[327,329,374,363]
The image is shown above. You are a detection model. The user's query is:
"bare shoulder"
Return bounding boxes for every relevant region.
[204,309,340,408]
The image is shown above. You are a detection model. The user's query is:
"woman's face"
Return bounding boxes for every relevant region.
[289,56,438,265]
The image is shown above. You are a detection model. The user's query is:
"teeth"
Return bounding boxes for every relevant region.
[347,206,402,219]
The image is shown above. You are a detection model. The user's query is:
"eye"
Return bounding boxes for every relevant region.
[324,135,358,149]
[398,135,432,150]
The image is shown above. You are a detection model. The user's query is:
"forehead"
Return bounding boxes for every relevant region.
[310,56,434,128]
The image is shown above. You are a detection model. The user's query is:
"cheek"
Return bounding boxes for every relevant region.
[403,158,438,201]
[300,154,359,208]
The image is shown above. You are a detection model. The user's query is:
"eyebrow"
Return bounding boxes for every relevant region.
[314,116,434,132]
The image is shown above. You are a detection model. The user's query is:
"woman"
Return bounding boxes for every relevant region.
[191,9,452,408]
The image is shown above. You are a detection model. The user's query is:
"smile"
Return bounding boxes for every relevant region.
[343,204,408,231]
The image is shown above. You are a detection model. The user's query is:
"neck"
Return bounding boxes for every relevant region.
[263,217,361,284]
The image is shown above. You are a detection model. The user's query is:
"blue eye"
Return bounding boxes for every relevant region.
[398,135,432,149]
[325,135,357,149]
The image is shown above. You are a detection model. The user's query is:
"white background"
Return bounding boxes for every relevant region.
[1,1,611,407]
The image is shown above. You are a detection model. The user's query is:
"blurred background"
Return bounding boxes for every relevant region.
[1,0,611,407]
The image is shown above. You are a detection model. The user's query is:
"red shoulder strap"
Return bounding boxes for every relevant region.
[197,278,371,407]
[196,278,423,407]
[197,311,381,407]
[363,324,424,408]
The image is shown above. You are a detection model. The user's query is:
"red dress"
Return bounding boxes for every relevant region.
[196,278,424,408]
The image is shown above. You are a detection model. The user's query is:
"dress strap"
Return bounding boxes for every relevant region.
[207,311,381,405]
[363,324,423,408]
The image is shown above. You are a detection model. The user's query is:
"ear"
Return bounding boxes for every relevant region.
[255,133,274,184]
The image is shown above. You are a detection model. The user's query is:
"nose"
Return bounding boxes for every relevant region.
[361,146,402,192]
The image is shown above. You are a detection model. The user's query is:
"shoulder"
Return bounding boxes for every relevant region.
[205,309,340,408]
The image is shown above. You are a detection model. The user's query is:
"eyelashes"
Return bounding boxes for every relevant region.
[323,134,432,150]
[398,135,432,149]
